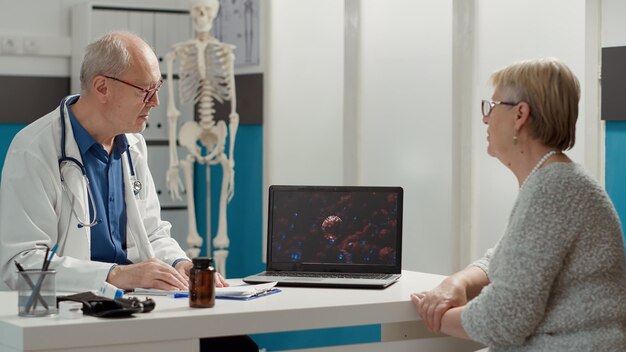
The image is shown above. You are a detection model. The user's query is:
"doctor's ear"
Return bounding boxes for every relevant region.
[91,75,110,102]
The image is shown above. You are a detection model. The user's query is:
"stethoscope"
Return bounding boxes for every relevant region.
[58,95,142,229]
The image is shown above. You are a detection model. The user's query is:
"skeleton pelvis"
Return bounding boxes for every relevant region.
[178,120,227,156]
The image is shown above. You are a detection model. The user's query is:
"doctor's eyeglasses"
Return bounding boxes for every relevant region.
[104,75,164,103]
[481,100,518,118]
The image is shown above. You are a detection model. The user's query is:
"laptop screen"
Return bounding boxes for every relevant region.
[267,186,403,273]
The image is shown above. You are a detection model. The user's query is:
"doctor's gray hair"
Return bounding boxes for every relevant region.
[79,32,134,92]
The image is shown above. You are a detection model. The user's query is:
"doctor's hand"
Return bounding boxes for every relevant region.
[173,261,229,287]
[410,276,468,333]
[175,260,192,283]
[215,272,229,288]
[107,258,189,291]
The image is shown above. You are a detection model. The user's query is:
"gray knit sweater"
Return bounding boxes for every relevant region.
[462,162,626,351]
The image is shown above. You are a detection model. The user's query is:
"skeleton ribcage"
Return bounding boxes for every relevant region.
[177,43,234,107]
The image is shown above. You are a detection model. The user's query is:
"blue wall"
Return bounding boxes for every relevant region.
[194,126,266,278]
[251,325,380,351]
[0,124,26,171]
[604,121,626,245]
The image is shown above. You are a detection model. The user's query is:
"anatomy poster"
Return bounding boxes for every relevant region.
[213,0,260,67]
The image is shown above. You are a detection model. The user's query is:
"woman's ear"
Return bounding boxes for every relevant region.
[514,101,531,130]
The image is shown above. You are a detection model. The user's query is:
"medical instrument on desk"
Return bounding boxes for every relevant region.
[57,292,155,317]
[58,96,143,230]
[128,296,156,313]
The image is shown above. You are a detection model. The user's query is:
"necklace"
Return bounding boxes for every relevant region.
[520,150,558,190]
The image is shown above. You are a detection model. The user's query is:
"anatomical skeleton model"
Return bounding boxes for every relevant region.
[165,0,238,276]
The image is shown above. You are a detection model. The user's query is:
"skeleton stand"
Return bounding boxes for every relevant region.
[165,34,238,276]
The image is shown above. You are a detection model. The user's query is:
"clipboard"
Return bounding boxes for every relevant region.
[128,282,280,300]
[216,288,282,301]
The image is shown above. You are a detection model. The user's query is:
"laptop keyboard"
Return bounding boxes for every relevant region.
[261,271,395,280]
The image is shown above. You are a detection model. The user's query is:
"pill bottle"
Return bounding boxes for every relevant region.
[189,257,216,308]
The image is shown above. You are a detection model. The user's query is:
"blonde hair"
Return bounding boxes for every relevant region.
[490,57,580,150]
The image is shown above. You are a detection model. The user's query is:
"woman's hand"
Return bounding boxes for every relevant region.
[411,266,489,333]
[411,276,469,333]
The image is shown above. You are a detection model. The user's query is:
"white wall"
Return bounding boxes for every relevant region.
[357,0,455,274]
[266,0,457,274]
[603,0,626,47]
[265,0,345,186]
[265,0,594,275]
[0,0,71,76]
[471,0,589,260]
[0,0,190,76]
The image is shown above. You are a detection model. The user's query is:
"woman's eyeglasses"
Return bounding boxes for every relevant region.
[481,100,518,118]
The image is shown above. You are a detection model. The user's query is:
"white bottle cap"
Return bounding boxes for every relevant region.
[58,301,83,319]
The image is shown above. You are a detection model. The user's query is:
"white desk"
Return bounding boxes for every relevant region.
[0,270,483,352]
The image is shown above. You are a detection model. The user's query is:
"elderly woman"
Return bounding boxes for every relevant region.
[411,58,626,351]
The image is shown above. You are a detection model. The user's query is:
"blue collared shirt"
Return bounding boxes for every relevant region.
[67,97,131,265]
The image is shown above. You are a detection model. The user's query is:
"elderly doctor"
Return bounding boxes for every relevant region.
[0,31,228,293]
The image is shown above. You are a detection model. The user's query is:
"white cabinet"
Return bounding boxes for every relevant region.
[71,3,191,96]
[146,144,189,208]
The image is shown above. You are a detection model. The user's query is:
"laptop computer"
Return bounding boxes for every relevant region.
[243,185,403,289]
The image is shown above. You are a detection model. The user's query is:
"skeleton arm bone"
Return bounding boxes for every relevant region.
[226,50,239,202]
[225,49,239,161]
[226,112,238,202]
[165,50,185,201]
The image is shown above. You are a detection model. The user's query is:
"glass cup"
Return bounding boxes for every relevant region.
[17,270,57,317]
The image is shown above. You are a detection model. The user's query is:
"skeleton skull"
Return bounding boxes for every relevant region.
[190,0,220,33]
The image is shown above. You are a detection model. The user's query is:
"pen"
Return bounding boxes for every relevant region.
[251,288,275,298]
[44,243,58,271]
[34,244,50,311]
[41,246,50,271]
[169,292,189,298]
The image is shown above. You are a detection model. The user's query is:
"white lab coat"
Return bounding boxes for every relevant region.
[0,95,188,292]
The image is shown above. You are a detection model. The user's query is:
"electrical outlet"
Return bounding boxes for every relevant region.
[23,39,38,54]
[0,36,69,57]
[1,37,22,54]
